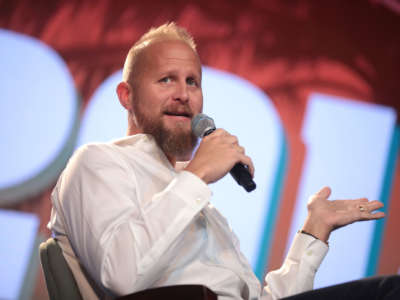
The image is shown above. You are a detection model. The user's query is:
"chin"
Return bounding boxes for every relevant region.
[164,121,191,134]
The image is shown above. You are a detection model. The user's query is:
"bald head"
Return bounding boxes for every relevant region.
[122,22,198,85]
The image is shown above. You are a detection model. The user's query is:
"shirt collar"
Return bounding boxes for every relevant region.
[112,134,191,171]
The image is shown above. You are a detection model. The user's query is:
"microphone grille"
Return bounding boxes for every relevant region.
[191,113,215,137]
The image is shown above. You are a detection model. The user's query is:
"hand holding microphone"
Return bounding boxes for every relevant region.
[185,113,256,192]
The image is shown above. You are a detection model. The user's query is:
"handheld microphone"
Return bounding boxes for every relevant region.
[191,113,256,192]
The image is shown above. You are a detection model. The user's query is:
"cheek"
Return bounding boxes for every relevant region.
[138,88,164,111]
[148,86,170,105]
[193,92,203,113]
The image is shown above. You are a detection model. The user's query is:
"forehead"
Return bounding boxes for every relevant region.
[138,40,202,76]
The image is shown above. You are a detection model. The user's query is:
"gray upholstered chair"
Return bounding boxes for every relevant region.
[39,238,217,300]
[39,238,83,300]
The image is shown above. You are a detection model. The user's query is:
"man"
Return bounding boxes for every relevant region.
[48,23,396,300]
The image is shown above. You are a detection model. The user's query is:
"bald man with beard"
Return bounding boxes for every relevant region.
[48,23,399,300]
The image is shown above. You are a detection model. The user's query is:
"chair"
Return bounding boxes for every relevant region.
[39,238,83,300]
[39,238,217,300]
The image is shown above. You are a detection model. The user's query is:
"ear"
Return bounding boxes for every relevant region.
[116,81,133,111]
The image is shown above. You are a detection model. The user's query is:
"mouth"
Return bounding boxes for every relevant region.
[164,111,193,119]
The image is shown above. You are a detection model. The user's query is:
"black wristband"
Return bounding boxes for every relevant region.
[298,230,329,245]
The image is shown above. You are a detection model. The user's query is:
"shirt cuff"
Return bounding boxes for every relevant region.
[171,170,212,210]
[286,232,329,272]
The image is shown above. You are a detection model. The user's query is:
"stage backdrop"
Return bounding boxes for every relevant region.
[0,1,399,299]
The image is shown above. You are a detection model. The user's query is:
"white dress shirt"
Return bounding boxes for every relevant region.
[48,134,328,300]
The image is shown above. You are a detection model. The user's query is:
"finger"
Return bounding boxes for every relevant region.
[358,211,385,221]
[368,211,385,219]
[359,200,384,213]
[221,129,232,137]
[212,128,227,137]
[316,186,331,199]
[232,135,238,144]
[367,200,384,209]
[332,198,367,210]
[240,154,255,178]
[228,135,239,146]
[330,198,370,212]
[213,129,238,145]
[331,198,367,204]
[237,145,245,154]
[358,202,385,221]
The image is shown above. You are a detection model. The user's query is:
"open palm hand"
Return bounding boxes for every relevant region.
[302,187,385,243]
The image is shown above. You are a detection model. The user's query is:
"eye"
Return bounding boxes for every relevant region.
[186,77,198,87]
[159,77,172,84]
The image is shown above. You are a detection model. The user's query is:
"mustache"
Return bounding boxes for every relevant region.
[162,104,194,118]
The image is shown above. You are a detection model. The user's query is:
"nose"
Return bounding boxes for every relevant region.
[173,80,189,103]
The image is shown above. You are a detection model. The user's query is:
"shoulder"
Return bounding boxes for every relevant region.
[65,142,128,176]
[72,142,116,163]
[64,135,148,177]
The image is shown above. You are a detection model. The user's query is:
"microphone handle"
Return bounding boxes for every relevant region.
[203,129,256,193]
[230,163,256,192]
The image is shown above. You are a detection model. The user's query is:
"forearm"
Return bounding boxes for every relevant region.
[100,171,211,294]
[262,233,328,299]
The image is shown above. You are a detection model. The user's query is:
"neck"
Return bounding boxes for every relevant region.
[127,120,140,136]
[166,149,193,166]
[165,153,177,167]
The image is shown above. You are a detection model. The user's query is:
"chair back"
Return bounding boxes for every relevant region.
[39,238,83,300]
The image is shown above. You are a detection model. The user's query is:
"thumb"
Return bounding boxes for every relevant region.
[316,186,331,199]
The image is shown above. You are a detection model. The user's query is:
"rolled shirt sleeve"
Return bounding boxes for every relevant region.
[262,233,329,299]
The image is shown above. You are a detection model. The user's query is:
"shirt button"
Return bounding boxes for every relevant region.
[196,197,202,204]
[306,250,313,256]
